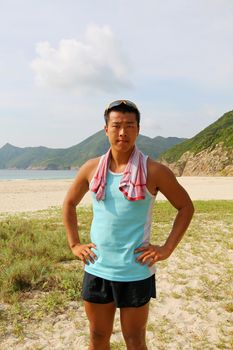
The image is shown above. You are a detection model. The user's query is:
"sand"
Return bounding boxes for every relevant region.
[0,177,232,349]
[0,179,91,213]
[0,177,233,213]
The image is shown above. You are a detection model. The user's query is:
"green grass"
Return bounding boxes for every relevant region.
[110,340,126,349]
[0,200,233,349]
[0,207,93,303]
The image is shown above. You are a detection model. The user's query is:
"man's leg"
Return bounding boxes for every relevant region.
[84,301,116,350]
[120,303,149,350]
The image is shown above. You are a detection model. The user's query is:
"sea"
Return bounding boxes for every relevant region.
[0,169,78,180]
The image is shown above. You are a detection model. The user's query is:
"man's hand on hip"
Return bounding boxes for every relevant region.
[71,243,97,265]
[134,244,172,267]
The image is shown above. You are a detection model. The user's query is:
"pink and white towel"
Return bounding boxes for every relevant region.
[90,147,147,201]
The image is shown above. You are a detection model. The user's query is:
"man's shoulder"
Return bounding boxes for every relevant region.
[76,156,101,183]
[147,157,165,170]
[81,157,101,172]
[147,157,174,177]
[84,156,101,167]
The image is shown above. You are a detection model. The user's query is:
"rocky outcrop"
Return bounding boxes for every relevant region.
[161,143,233,176]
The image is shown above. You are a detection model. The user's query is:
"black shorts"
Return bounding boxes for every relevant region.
[82,272,156,308]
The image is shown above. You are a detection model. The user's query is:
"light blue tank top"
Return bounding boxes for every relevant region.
[85,156,156,281]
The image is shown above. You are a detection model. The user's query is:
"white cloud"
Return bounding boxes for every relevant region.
[31,24,132,93]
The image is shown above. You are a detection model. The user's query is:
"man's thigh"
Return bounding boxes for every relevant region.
[120,302,149,335]
[84,301,116,334]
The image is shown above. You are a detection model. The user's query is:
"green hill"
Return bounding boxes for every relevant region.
[160,110,233,176]
[0,131,185,169]
[160,111,233,163]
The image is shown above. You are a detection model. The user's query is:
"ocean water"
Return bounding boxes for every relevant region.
[0,169,78,180]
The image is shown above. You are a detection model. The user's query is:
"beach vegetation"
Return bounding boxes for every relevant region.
[110,340,126,349]
[0,200,232,349]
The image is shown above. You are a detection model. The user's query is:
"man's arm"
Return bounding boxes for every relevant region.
[135,161,194,266]
[63,159,98,264]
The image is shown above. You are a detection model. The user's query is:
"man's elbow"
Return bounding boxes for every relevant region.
[63,196,77,213]
[186,199,195,219]
[179,197,194,218]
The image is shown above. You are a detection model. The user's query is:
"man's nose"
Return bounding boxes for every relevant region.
[119,128,127,136]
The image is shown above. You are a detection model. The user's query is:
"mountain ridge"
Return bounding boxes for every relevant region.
[160,110,233,176]
[0,132,186,170]
[1,110,232,175]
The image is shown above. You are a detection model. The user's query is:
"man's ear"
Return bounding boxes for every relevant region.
[104,124,108,136]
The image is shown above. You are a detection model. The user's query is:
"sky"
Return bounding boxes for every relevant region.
[0,0,233,148]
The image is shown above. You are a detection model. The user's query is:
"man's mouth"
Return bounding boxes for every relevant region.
[117,140,128,143]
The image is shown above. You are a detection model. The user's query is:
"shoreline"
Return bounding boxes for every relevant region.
[0,177,233,213]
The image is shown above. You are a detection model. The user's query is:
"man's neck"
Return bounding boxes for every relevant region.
[109,147,135,173]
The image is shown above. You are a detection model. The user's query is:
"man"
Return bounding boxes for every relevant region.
[63,100,194,350]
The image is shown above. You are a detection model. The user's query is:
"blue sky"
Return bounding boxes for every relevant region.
[0,0,233,148]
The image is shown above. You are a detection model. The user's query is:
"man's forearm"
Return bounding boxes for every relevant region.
[63,203,81,249]
[164,203,194,254]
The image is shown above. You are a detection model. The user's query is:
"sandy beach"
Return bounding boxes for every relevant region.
[0,177,233,213]
[0,177,232,349]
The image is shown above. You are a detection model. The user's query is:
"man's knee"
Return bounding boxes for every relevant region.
[123,330,147,349]
[90,326,112,343]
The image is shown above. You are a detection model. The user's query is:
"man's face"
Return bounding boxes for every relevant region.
[105,111,139,152]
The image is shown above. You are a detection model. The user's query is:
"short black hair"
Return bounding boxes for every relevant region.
[104,103,140,127]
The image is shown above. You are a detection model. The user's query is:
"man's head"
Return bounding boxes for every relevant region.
[104,100,140,127]
[104,100,140,153]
